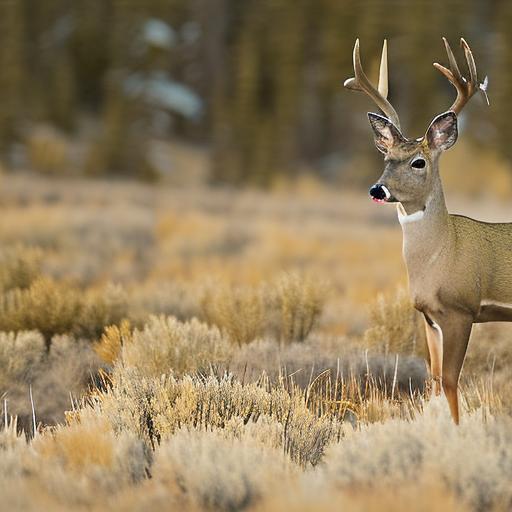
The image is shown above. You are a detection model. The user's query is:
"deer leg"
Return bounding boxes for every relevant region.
[438,312,473,425]
[423,314,443,396]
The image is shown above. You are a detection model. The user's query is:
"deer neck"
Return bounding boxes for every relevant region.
[397,174,452,272]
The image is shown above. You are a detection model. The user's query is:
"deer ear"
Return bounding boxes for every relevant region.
[367,112,405,154]
[426,111,458,151]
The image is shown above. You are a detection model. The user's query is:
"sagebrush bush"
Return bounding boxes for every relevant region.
[6,414,151,508]
[88,368,340,467]
[78,284,130,340]
[97,315,232,376]
[201,285,265,346]
[0,277,83,347]
[0,333,99,429]
[201,274,326,346]
[95,320,132,365]
[321,404,512,512]
[34,416,149,482]
[0,276,130,347]
[270,273,326,344]
[152,429,295,512]
[0,330,45,390]
[0,246,42,293]
[363,286,424,356]
[0,419,29,480]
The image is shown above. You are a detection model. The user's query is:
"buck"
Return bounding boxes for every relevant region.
[345,38,498,424]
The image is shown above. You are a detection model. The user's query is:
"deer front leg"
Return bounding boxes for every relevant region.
[423,314,443,396]
[437,311,473,424]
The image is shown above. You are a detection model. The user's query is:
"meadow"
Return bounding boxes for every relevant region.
[1,171,512,512]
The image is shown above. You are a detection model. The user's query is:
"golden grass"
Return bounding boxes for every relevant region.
[201,283,265,346]
[95,320,132,365]
[363,286,426,357]
[34,418,115,472]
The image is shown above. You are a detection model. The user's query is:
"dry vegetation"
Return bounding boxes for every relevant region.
[1,173,511,511]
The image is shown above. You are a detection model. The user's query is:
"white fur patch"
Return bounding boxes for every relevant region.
[481,299,512,309]
[431,321,443,344]
[381,185,391,200]
[397,206,425,225]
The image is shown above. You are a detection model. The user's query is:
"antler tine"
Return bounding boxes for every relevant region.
[344,39,401,130]
[378,39,388,99]
[461,38,477,86]
[443,37,463,83]
[433,37,487,115]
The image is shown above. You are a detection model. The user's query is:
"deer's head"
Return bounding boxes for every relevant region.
[345,38,488,214]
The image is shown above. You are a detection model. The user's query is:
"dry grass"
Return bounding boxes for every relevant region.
[200,273,326,346]
[364,286,426,357]
[201,284,266,346]
[119,316,232,377]
[0,173,511,511]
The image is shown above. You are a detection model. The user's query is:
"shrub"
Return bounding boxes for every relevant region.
[0,246,42,293]
[97,315,233,376]
[201,274,327,346]
[0,333,100,429]
[152,429,294,512]
[0,277,130,347]
[78,284,130,340]
[270,272,326,344]
[0,277,83,348]
[95,320,133,366]
[0,419,28,480]
[88,369,340,467]
[321,406,512,512]
[0,330,45,391]
[34,416,149,483]
[363,286,424,356]
[201,285,265,346]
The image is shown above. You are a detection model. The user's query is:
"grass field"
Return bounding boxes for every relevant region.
[1,172,511,511]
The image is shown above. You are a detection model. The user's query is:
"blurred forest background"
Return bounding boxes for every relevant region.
[0,0,511,187]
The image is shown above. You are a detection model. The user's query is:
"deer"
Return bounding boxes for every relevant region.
[344,37,497,424]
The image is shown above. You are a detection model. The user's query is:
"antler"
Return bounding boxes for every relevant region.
[433,37,489,115]
[344,39,401,130]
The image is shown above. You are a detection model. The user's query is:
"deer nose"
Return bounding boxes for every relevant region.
[369,183,390,202]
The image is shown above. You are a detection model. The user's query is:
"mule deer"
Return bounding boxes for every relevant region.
[345,38,495,424]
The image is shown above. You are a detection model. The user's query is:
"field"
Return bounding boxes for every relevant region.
[1,171,512,512]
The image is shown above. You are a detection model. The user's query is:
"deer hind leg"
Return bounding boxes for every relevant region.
[423,314,443,396]
[438,312,473,425]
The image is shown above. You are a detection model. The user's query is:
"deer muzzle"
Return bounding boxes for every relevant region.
[369,183,397,203]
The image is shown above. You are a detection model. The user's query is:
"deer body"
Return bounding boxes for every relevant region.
[402,205,512,325]
[345,37,497,423]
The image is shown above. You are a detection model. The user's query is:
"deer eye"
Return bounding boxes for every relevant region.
[411,157,426,169]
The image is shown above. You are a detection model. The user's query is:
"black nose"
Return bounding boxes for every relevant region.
[369,183,387,201]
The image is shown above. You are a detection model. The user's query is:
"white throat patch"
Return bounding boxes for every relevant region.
[397,204,425,225]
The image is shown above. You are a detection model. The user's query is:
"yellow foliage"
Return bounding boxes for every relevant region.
[363,287,424,356]
[201,284,265,346]
[272,272,327,344]
[0,246,41,292]
[0,277,83,345]
[34,418,114,472]
[95,320,132,365]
